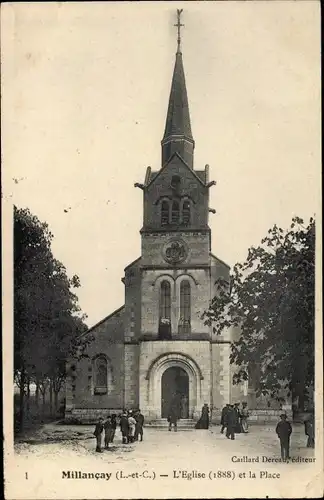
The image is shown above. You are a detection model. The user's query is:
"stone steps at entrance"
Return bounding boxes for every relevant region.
[146,418,196,429]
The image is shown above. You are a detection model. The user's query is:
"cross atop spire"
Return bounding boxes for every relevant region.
[174,9,184,54]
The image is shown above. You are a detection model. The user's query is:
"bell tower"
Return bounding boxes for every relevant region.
[134,10,217,341]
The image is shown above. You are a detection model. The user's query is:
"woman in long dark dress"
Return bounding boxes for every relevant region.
[196,404,210,429]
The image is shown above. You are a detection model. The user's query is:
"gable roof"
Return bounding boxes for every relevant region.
[80,305,125,338]
[146,152,206,188]
[124,256,141,272]
[210,252,231,270]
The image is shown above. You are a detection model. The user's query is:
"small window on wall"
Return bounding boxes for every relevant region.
[161,201,170,226]
[93,355,108,394]
[171,201,180,224]
[182,200,191,225]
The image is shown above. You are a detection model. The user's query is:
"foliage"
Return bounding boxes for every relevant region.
[14,206,90,427]
[204,217,315,403]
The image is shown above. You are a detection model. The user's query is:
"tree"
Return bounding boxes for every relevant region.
[204,217,315,408]
[14,206,89,430]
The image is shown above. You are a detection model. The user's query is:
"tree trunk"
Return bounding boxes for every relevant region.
[26,376,30,414]
[54,390,59,415]
[49,381,53,417]
[19,368,25,432]
[41,388,46,419]
[35,380,39,408]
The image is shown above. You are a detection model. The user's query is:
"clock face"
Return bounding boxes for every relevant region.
[162,238,188,264]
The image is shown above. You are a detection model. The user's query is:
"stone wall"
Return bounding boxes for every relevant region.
[141,231,210,267]
[66,307,125,413]
[70,408,123,424]
[140,267,211,337]
[211,343,231,410]
[139,340,211,421]
[123,258,142,342]
[124,344,140,408]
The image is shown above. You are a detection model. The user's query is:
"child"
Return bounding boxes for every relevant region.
[104,415,114,449]
[93,417,104,453]
[275,413,292,461]
[127,411,137,443]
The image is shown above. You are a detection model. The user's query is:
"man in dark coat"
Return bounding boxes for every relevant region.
[134,409,145,442]
[233,403,241,433]
[120,410,129,444]
[276,413,292,461]
[104,415,114,449]
[225,405,236,440]
[304,412,315,448]
[220,404,230,434]
[168,406,178,432]
[93,417,104,452]
[110,414,117,444]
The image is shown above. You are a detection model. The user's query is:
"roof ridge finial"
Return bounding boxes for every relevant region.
[174,9,184,54]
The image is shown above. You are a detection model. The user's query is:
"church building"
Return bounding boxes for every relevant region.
[66,13,286,424]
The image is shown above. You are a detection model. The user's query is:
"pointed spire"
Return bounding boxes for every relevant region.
[161,10,195,168]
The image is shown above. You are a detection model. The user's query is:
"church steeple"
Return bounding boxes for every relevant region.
[161,10,195,169]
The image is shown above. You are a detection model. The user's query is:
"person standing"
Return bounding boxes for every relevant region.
[104,415,114,449]
[127,411,137,443]
[134,409,145,442]
[276,413,292,462]
[304,412,315,448]
[225,405,236,440]
[220,404,230,434]
[120,409,129,444]
[200,404,210,429]
[180,395,189,419]
[93,416,104,453]
[168,405,178,432]
[240,402,249,433]
[110,414,117,444]
[233,403,241,433]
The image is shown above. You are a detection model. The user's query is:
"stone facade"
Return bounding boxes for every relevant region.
[66,28,289,424]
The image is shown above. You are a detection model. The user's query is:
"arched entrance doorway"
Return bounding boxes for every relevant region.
[161,366,189,419]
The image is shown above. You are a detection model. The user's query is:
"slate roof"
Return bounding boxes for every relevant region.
[162,51,193,142]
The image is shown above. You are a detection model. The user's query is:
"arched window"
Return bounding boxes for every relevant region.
[159,280,172,339]
[93,355,108,394]
[179,280,191,334]
[161,201,169,226]
[171,201,180,224]
[160,281,171,320]
[182,200,191,225]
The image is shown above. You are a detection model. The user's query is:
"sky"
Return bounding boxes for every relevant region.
[2,1,321,328]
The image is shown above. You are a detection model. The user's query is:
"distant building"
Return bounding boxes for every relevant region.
[66,13,289,424]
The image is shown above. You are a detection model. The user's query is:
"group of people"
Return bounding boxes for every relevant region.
[220,402,249,439]
[93,409,144,452]
[93,404,315,462]
[219,404,315,462]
